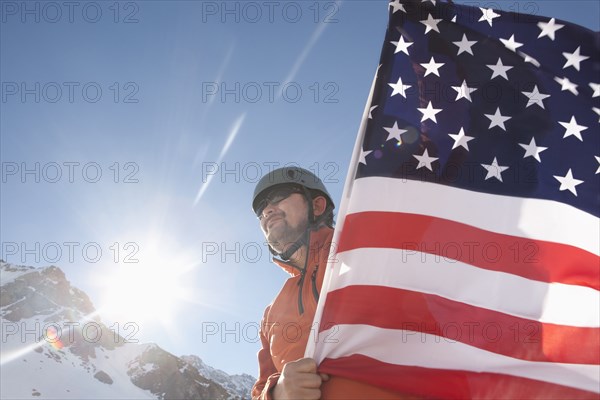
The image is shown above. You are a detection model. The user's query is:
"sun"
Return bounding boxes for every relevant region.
[94,232,195,329]
[99,263,179,324]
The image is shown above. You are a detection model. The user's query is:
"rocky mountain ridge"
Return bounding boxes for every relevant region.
[181,355,256,400]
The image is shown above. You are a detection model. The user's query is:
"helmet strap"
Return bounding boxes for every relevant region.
[278,230,309,261]
[301,186,316,225]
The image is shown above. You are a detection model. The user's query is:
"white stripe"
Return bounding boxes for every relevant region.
[346,177,600,256]
[328,247,599,327]
[315,325,600,394]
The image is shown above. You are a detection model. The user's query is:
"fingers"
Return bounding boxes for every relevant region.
[275,358,325,400]
[282,358,322,388]
[295,370,323,388]
[288,357,318,373]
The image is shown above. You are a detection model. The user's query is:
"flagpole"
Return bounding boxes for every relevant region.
[305,64,380,360]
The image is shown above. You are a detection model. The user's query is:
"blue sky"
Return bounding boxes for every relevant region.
[1,0,598,377]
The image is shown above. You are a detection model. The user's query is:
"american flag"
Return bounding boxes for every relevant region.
[306,0,599,398]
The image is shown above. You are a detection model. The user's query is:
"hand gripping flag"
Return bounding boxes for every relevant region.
[306,1,600,398]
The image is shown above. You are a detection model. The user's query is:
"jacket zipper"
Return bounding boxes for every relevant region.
[311,265,320,302]
[297,270,305,315]
[278,233,318,315]
[297,265,319,315]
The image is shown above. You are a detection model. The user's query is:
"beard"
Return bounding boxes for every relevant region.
[265,213,308,254]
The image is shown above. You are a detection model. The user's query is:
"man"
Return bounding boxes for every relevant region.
[251,167,404,400]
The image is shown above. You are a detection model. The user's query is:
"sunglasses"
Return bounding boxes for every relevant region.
[255,186,303,219]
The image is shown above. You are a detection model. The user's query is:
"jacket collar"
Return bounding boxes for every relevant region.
[272,225,334,276]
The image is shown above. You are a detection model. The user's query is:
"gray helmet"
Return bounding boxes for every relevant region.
[252,166,334,214]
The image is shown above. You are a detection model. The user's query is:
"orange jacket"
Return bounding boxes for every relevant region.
[252,226,410,400]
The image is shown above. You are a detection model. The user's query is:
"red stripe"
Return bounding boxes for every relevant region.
[319,354,599,399]
[319,286,600,365]
[337,212,600,290]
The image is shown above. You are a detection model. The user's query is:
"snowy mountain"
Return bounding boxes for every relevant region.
[181,355,255,400]
[0,261,255,399]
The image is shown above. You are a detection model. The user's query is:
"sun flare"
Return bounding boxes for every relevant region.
[95,233,195,328]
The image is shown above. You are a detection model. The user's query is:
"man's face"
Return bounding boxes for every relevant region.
[259,192,309,254]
